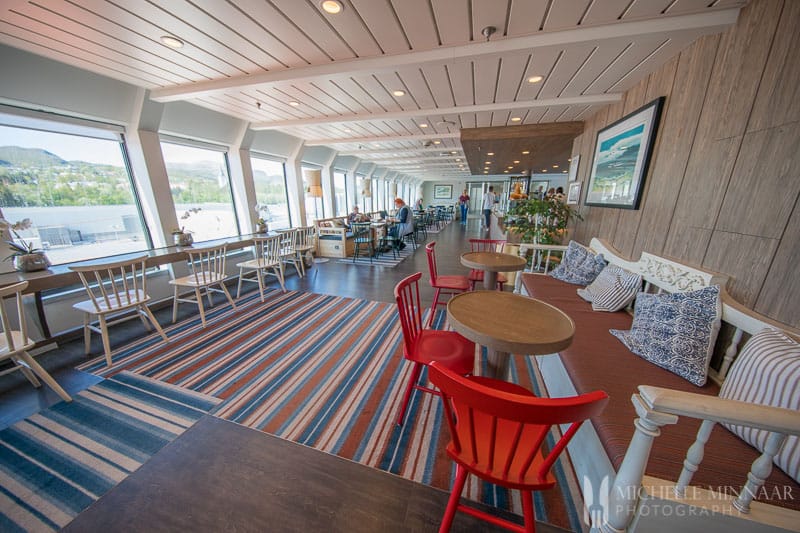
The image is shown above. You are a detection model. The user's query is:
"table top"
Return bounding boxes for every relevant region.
[460,251,527,273]
[447,291,575,355]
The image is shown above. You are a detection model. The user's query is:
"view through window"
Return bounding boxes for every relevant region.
[250,156,291,230]
[0,123,150,265]
[302,165,324,225]
[333,169,347,217]
[161,141,238,242]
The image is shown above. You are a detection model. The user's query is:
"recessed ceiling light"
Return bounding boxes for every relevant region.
[484,171,489,174]
[562,170,568,173]
[392,90,405,97]
[321,0,343,14]
[433,140,441,145]
[527,75,543,83]
[511,117,521,122]
[455,158,461,162]
[567,158,572,162]
[513,160,520,164]
[522,150,530,154]
[419,123,428,128]
[504,170,509,173]
[552,164,559,168]
[161,35,184,48]
[485,161,491,164]
[507,166,513,169]
[450,151,457,154]
[289,101,300,107]
[542,169,548,172]
[344,128,352,133]
[487,152,494,156]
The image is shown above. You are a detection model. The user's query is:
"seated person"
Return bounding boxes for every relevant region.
[388,197,414,250]
[379,210,389,220]
[346,205,369,226]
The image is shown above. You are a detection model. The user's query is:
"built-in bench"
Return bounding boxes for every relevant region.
[515,239,800,532]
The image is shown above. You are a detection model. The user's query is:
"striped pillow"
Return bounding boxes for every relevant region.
[577,265,642,312]
[720,328,800,483]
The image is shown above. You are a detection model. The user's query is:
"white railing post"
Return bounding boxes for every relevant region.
[733,432,787,514]
[675,419,716,497]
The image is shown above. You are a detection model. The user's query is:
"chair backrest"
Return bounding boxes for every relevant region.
[394,272,424,358]
[351,222,371,240]
[256,234,283,265]
[296,226,316,249]
[185,243,228,285]
[429,361,608,483]
[277,228,297,252]
[425,241,439,285]
[69,255,150,312]
[470,238,507,253]
[0,281,31,354]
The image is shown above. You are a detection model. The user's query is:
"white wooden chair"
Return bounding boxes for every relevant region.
[170,243,236,327]
[295,225,316,267]
[70,255,168,367]
[278,228,305,278]
[1,281,71,401]
[236,235,286,302]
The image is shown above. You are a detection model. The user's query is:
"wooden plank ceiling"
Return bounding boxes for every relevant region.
[0,0,745,182]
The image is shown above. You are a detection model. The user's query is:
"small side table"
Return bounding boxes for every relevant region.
[460,251,527,290]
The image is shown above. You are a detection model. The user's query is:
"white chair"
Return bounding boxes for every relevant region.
[170,243,236,327]
[278,228,305,278]
[71,255,168,367]
[236,235,286,302]
[1,281,71,401]
[295,226,316,267]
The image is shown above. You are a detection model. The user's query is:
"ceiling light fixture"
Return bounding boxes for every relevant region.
[485,161,491,164]
[553,164,559,168]
[321,0,343,14]
[450,150,457,154]
[433,140,441,145]
[289,101,300,106]
[527,75,543,83]
[455,158,461,162]
[419,123,428,128]
[542,169,548,172]
[487,152,494,156]
[522,150,530,154]
[161,35,184,48]
[344,128,352,133]
[511,117,521,122]
[513,160,520,164]
[392,90,405,97]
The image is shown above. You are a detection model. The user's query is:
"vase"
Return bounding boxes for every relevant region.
[256,222,268,233]
[173,232,193,246]
[14,252,51,272]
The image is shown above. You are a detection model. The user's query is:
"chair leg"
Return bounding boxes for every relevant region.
[98,315,113,367]
[141,305,168,343]
[298,253,306,278]
[194,287,207,327]
[17,350,71,402]
[236,267,244,298]
[439,464,469,533]
[397,362,423,425]
[172,286,179,323]
[219,282,237,309]
[521,490,536,533]
[256,267,265,302]
[275,265,286,293]
[428,288,442,328]
[83,313,91,354]
[12,355,41,387]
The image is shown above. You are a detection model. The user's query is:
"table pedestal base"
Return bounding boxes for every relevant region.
[485,348,510,380]
[483,271,498,291]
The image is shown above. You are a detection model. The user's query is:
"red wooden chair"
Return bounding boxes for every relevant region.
[468,238,508,290]
[428,361,608,533]
[394,273,475,426]
[425,241,470,327]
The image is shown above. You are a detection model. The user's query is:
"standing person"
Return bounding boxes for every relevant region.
[388,197,413,250]
[482,186,497,231]
[414,197,424,211]
[458,189,470,225]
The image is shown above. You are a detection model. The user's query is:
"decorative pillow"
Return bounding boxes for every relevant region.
[320,221,333,228]
[577,265,642,312]
[720,328,800,483]
[332,219,345,227]
[610,285,721,386]
[548,240,607,286]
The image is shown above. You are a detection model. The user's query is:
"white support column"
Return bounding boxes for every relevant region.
[348,159,362,213]
[228,123,256,234]
[321,150,337,218]
[285,139,306,227]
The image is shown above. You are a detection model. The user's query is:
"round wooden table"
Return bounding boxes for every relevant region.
[447,291,575,379]
[460,251,527,290]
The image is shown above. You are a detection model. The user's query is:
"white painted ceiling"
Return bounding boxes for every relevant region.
[0,0,744,182]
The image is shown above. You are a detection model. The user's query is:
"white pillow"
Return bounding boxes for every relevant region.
[577,265,642,312]
[720,328,800,483]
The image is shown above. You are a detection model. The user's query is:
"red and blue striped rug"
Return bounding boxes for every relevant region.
[78,289,585,532]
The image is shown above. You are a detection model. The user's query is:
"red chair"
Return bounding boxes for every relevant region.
[425,241,470,327]
[394,273,475,426]
[468,238,508,290]
[428,361,608,533]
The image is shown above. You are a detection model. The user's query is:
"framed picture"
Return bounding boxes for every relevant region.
[585,96,665,209]
[568,154,580,181]
[433,184,452,199]
[529,180,549,199]
[566,181,582,205]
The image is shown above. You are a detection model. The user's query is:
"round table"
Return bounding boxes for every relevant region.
[460,251,527,290]
[447,291,575,379]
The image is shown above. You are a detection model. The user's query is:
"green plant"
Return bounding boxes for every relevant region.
[506,198,582,245]
[0,217,43,259]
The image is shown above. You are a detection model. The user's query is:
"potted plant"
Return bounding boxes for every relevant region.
[506,197,582,245]
[173,207,201,246]
[0,217,51,272]
[254,204,270,233]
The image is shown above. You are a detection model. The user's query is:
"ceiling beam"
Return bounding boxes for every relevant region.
[149,9,739,103]
[250,95,619,129]
[305,132,460,146]
[338,147,463,156]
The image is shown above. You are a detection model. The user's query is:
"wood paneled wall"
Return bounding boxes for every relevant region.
[570,0,800,328]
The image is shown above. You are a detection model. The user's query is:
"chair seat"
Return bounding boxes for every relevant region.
[170,271,227,287]
[468,270,508,283]
[295,245,313,252]
[73,290,149,313]
[410,329,474,375]
[433,275,470,291]
[236,258,280,269]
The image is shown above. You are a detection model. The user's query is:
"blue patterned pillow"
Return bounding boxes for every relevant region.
[549,241,607,285]
[610,285,722,386]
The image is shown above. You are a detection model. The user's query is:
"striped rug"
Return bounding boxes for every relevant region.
[78,290,586,532]
[0,372,219,532]
[337,243,416,267]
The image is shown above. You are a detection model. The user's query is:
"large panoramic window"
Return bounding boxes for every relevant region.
[0,120,150,265]
[333,169,347,217]
[302,165,324,225]
[376,179,385,212]
[161,140,238,242]
[250,155,291,230]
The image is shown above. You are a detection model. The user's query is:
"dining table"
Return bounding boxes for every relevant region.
[446,290,575,380]
[460,251,527,290]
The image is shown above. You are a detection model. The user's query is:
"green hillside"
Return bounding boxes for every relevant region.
[0,146,67,167]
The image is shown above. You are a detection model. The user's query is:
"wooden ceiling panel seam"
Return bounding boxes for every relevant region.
[606,37,672,93]
[250,88,314,119]
[293,81,359,115]
[348,0,410,55]
[557,44,600,98]
[430,0,470,45]
[624,0,676,20]
[351,74,403,112]
[581,0,637,26]
[537,43,596,99]
[323,79,373,114]
[394,67,437,109]
[268,0,355,60]
[507,0,550,36]
[242,89,301,120]
[390,0,440,50]
[571,41,634,97]
[371,71,419,111]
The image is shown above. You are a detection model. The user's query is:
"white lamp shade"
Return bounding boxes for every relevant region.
[304,168,323,198]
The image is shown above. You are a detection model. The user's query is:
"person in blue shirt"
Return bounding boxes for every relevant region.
[388,197,413,250]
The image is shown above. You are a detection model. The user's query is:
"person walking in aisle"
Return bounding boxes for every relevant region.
[482,186,497,231]
[458,189,470,225]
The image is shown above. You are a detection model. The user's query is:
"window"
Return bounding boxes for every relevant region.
[0,121,150,265]
[302,165,324,225]
[376,179,385,212]
[333,169,347,217]
[161,140,238,242]
[250,156,291,230]
[356,174,369,211]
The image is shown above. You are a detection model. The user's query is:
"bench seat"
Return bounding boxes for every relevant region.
[521,272,800,511]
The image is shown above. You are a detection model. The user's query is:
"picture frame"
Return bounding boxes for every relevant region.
[585,96,665,209]
[433,184,452,199]
[529,180,549,199]
[568,154,580,181]
[566,181,582,205]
